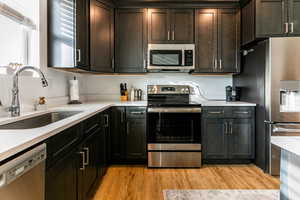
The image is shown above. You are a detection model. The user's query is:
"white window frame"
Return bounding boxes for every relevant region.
[0,1,39,72]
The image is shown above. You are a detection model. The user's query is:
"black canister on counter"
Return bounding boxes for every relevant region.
[226,86,233,102]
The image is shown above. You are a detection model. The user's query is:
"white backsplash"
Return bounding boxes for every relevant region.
[0,71,232,117]
[80,73,232,102]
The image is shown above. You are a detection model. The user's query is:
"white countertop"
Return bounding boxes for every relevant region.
[0,100,255,163]
[271,136,300,157]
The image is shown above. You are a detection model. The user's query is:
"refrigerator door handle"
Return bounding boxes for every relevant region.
[264,121,300,126]
[273,127,300,133]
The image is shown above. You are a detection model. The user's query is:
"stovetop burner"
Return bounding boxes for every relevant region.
[147,85,201,108]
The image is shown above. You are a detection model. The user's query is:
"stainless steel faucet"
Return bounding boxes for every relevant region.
[9,66,48,117]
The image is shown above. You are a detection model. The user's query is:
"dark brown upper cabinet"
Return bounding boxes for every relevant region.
[148,9,194,44]
[48,0,90,69]
[115,9,148,73]
[90,0,114,73]
[195,9,240,73]
[241,0,300,45]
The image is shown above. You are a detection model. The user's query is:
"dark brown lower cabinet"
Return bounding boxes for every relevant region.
[46,113,108,200]
[202,118,227,159]
[78,129,100,200]
[228,118,255,159]
[110,107,147,164]
[45,149,78,200]
[202,107,255,162]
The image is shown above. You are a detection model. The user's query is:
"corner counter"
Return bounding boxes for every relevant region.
[271,136,300,200]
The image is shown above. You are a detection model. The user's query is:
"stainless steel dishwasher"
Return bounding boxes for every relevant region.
[0,143,46,200]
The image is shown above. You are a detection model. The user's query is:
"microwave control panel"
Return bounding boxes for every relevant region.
[184,50,194,66]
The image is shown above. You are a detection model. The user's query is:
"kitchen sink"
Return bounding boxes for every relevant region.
[0,111,82,130]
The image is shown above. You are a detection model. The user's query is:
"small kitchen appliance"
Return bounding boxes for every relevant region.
[226,86,241,102]
[147,44,195,72]
[147,85,202,168]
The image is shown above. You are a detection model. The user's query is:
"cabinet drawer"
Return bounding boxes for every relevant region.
[47,125,80,163]
[126,107,147,119]
[83,114,101,135]
[202,107,225,118]
[225,107,254,118]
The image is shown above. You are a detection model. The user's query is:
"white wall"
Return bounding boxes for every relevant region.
[81,73,232,101]
[0,0,75,116]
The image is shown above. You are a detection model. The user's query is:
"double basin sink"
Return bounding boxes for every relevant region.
[0,111,82,130]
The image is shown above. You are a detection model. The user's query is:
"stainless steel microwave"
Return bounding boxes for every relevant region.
[147,44,195,72]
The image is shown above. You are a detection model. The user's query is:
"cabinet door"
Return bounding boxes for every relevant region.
[102,110,111,169]
[76,0,90,69]
[110,107,126,163]
[90,0,114,72]
[195,9,218,73]
[148,9,171,43]
[218,9,240,73]
[80,130,100,200]
[241,0,255,45]
[202,118,227,159]
[98,128,107,178]
[171,9,194,43]
[256,0,287,37]
[288,0,300,35]
[126,118,147,161]
[115,9,148,73]
[45,150,78,200]
[228,119,255,159]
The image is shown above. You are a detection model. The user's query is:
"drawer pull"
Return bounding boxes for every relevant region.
[78,152,85,171]
[234,111,249,114]
[208,111,223,114]
[83,147,89,166]
[130,112,145,115]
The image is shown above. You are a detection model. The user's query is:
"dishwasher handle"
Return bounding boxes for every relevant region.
[0,143,46,188]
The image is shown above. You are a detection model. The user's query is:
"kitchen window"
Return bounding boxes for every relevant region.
[0,0,39,74]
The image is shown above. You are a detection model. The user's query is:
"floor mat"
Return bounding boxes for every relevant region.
[163,189,279,200]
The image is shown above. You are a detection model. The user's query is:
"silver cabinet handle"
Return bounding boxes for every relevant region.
[143,59,146,69]
[104,114,109,127]
[224,122,228,134]
[285,23,289,33]
[234,111,249,114]
[83,147,89,166]
[290,22,294,33]
[130,111,145,115]
[219,59,222,70]
[167,31,170,40]
[208,111,223,114]
[111,58,115,70]
[79,151,85,170]
[229,122,233,135]
[76,49,81,63]
[172,31,175,40]
[214,59,217,71]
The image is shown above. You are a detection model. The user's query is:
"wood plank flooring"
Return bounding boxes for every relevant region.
[93,165,280,200]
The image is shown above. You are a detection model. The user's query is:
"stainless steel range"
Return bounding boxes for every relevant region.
[147,85,202,168]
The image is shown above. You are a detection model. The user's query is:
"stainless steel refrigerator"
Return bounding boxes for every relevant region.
[234,37,300,175]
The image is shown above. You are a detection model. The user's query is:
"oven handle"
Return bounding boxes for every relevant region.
[147,107,202,113]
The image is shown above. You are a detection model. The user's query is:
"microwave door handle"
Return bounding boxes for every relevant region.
[182,50,184,66]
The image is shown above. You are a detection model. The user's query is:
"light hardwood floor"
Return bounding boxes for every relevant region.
[93,165,280,200]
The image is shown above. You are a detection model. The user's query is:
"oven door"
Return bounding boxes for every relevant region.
[148,50,183,68]
[147,107,201,145]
